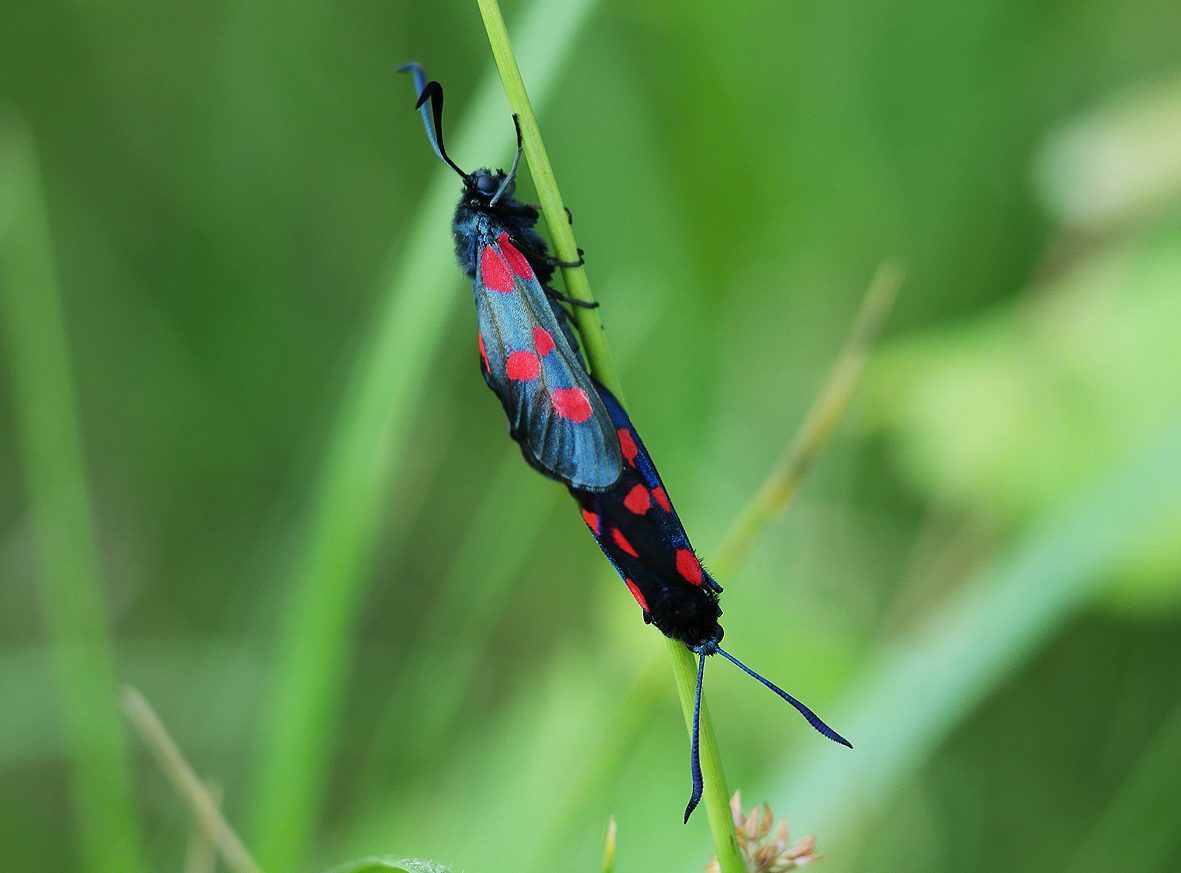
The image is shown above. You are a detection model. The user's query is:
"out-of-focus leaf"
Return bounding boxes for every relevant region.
[867,211,1181,614]
[1036,75,1181,230]
[328,858,451,873]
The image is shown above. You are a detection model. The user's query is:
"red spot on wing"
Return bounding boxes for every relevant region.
[623,484,651,515]
[551,387,593,422]
[624,578,650,612]
[497,232,534,279]
[617,428,638,466]
[478,333,490,373]
[675,549,704,586]
[533,325,556,357]
[506,350,541,381]
[580,508,601,536]
[480,244,515,293]
[611,527,639,558]
[652,486,671,512]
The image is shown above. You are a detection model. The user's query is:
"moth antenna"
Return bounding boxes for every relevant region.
[490,114,523,207]
[715,647,852,748]
[683,651,706,823]
[397,64,467,179]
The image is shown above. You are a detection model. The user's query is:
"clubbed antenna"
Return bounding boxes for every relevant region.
[489,114,524,207]
[716,647,852,748]
[684,651,707,822]
[681,647,850,824]
[397,63,467,179]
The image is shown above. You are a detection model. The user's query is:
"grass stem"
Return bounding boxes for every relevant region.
[713,263,902,577]
[122,688,263,873]
[473,4,743,870]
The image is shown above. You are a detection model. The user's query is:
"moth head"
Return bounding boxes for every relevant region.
[465,168,516,207]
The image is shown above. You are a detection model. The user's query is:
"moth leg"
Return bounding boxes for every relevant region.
[542,249,585,269]
[520,204,573,224]
[515,238,586,270]
[544,287,600,310]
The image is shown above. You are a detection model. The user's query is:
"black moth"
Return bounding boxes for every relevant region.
[400,63,622,492]
[568,384,851,821]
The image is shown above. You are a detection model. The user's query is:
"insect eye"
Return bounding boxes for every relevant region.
[474,174,498,196]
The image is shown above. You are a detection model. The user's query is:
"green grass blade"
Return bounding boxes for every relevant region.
[601,817,617,873]
[0,114,146,873]
[247,0,599,866]
[777,417,1181,840]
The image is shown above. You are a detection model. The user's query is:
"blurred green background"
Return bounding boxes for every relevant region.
[3,0,1181,871]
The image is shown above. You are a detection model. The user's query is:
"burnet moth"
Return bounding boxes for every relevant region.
[570,383,851,821]
[400,64,623,491]
[401,67,850,822]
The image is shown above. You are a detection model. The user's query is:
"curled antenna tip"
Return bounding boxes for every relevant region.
[402,74,466,179]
